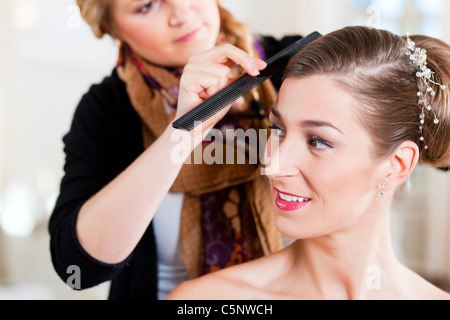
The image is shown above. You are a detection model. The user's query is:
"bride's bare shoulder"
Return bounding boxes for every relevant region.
[398,266,450,300]
[166,276,239,300]
[166,268,258,300]
[414,279,450,300]
[167,252,286,300]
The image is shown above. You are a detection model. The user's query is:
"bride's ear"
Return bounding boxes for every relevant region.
[382,141,419,192]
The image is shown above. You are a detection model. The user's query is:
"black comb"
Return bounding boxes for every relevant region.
[172,31,322,132]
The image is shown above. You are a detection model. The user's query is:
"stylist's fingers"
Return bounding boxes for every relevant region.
[175,44,267,140]
[177,64,230,119]
[190,43,267,77]
[181,61,231,99]
[177,44,266,115]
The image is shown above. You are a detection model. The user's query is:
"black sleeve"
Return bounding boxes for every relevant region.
[259,34,304,90]
[48,69,144,290]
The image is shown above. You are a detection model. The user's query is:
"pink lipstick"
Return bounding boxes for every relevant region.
[176,27,200,43]
[275,188,311,212]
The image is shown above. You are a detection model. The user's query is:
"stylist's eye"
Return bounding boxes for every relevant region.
[308,137,334,150]
[138,1,153,13]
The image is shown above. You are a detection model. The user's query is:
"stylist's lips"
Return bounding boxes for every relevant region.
[175,27,201,43]
[275,188,311,211]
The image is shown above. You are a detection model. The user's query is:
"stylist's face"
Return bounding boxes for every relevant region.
[111,0,221,68]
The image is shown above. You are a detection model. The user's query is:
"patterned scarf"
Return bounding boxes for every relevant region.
[116,34,282,279]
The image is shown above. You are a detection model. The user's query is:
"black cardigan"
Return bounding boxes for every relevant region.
[48,35,301,300]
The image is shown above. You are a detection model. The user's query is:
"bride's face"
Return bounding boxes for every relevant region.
[265,75,388,239]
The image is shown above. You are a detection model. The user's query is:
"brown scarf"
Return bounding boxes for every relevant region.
[117,36,282,279]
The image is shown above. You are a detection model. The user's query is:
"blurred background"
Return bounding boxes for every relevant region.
[0,0,449,300]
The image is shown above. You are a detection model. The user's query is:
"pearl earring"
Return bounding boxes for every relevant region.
[379,182,386,198]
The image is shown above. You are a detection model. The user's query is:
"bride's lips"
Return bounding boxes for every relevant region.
[175,27,201,43]
[274,188,311,212]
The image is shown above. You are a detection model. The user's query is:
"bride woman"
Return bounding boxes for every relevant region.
[167,26,450,300]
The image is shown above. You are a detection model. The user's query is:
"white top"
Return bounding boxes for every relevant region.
[152,192,188,300]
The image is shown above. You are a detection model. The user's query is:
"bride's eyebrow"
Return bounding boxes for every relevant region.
[269,107,343,135]
[269,107,283,120]
[300,120,344,135]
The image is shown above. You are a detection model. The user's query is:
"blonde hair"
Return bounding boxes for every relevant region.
[217,3,254,56]
[284,26,450,169]
[76,0,111,38]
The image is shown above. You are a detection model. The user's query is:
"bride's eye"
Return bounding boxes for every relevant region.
[308,137,333,150]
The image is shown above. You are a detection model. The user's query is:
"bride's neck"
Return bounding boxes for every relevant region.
[289,212,401,299]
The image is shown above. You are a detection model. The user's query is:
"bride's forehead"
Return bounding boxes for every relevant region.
[277,77,355,113]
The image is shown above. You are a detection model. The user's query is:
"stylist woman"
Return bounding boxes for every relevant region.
[49,0,300,300]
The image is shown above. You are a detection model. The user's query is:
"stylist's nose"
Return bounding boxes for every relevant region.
[168,0,192,27]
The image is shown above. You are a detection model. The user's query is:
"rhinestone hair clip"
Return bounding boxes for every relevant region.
[406,33,446,150]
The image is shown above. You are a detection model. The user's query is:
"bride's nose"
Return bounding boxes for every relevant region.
[264,135,301,179]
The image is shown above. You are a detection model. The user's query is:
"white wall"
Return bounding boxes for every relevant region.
[223,0,348,37]
[0,0,117,299]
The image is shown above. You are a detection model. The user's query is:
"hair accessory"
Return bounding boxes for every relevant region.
[406,33,446,150]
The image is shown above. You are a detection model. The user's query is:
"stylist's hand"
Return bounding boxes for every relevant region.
[175,44,267,134]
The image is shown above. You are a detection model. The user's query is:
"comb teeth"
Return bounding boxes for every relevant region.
[172,76,263,131]
[172,31,322,132]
